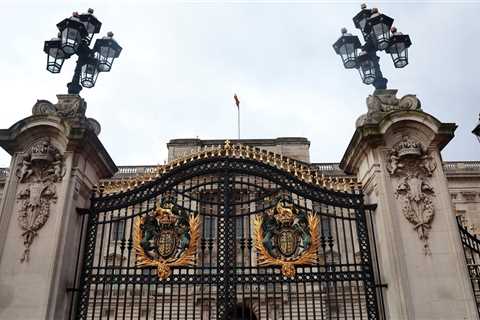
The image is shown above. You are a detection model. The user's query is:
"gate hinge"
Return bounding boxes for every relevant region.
[375,283,388,288]
[66,287,79,292]
[76,208,90,215]
[364,204,378,211]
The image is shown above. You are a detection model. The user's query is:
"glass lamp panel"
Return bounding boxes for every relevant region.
[340,43,357,69]
[82,18,98,35]
[359,17,372,38]
[61,28,81,55]
[358,59,376,85]
[44,39,66,73]
[80,61,99,88]
[373,22,390,50]
[96,46,116,72]
[387,34,411,68]
[365,14,393,51]
[94,36,122,72]
[392,42,408,68]
[79,13,102,43]
[82,21,95,43]
[46,47,65,73]
[358,18,367,31]
[333,33,360,69]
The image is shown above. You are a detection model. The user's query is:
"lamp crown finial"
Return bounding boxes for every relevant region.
[361,3,367,9]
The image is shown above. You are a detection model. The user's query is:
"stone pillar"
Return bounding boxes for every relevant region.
[0,95,116,320]
[340,89,478,319]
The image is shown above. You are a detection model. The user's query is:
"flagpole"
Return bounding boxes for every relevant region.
[238,104,240,140]
[234,93,241,140]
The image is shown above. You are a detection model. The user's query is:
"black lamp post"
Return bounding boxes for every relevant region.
[473,114,480,143]
[333,4,412,90]
[43,9,122,94]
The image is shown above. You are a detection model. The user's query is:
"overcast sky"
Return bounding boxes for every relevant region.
[0,1,479,167]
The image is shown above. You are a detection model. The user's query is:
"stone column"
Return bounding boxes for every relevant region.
[0,95,116,320]
[340,89,478,319]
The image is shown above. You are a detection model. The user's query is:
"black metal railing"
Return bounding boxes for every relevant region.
[457,216,480,316]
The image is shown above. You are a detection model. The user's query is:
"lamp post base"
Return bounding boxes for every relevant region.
[373,77,388,90]
[67,82,82,95]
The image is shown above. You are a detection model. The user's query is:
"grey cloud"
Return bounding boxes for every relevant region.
[0,2,478,167]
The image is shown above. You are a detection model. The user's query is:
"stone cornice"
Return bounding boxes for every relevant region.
[0,96,117,180]
[340,109,457,174]
[167,137,311,148]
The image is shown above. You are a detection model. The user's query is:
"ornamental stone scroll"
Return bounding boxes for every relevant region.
[15,139,65,262]
[387,135,437,255]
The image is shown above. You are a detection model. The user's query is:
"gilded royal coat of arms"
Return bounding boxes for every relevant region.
[134,201,200,279]
[254,200,319,277]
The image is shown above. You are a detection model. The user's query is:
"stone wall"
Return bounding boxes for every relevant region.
[167,137,311,163]
[446,161,480,232]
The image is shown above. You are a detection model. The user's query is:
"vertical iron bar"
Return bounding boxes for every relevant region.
[355,193,380,319]
[75,189,101,320]
[69,212,87,319]
[368,208,386,319]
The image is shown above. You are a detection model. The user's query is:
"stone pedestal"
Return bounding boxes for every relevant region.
[341,89,478,319]
[0,95,116,320]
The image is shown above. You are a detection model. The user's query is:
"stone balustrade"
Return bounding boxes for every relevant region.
[0,161,479,181]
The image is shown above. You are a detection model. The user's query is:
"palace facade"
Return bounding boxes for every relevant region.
[0,92,479,320]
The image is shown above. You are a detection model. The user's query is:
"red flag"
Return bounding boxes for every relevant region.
[234,94,240,109]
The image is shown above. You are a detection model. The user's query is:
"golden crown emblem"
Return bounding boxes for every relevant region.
[274,201,295,224]
[155,202,177,225]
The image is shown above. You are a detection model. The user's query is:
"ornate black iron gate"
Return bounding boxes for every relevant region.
[457,216,480,316]
[71,145,384,319]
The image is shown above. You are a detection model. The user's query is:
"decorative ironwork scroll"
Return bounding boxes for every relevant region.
[254,200,320,277]
[133,201,200,279]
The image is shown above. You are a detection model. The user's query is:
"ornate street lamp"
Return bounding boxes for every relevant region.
[93,32,122,72]
[473,114,480,143]
[43,8,122,94]
[332,28,361,69]
[333,4,412,89]
[43,35,66,73]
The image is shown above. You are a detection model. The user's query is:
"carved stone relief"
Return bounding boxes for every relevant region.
[32,95,101,135]
[387,135,437,255]
[15,140,65,262]
[461,191,477,202]
[356,89,422,127]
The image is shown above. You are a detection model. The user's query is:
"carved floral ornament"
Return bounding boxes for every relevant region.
[15,140,65,262]
[387,135,437,255]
